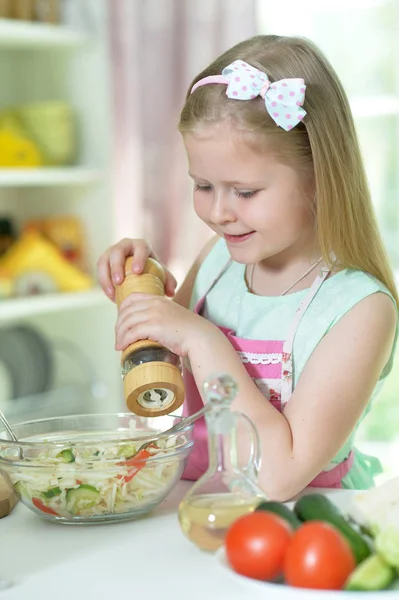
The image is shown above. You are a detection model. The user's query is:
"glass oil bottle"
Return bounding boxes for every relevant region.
[178,374,266,551]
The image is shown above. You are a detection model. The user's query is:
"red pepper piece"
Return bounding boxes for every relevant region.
[117,446,153,483]
[32,497,59,516]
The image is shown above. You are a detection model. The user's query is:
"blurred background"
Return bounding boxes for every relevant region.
[0,0,397,481]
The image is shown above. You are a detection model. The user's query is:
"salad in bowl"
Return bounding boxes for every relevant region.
[0,413,193,524]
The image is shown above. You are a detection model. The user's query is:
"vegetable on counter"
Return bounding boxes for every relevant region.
[223,491,395,591]
[345,554,396,591]
[284,521,356,590]
[294,493,371,564]
[375,527,399,569]
[225,512,293,581]
[350,476,399,569]
[349,475,399,537]
[255,500,301,529]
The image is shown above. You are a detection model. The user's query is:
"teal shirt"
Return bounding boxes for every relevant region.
[190,239,398,488]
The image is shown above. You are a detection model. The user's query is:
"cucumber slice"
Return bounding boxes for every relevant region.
[66,484,99,515]
[43,487,62,499]
[117,444,136,458]
[14,481,26,498]
[345,554,395,591]
[57,449,75,463]
[376,527,399,568]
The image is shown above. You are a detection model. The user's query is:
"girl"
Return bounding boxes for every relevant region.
[97,35,398,501]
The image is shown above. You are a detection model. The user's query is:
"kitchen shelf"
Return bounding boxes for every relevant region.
[0,167,102,188]
[0,1,119,408]
[0,18,90,50]
[0,288,107,322]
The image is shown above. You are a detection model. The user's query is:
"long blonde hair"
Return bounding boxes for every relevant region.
[179,35,398,306]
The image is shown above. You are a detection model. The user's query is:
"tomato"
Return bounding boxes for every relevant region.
[284,521,356,590]
[32,497,59,516]
[225,512,293,581]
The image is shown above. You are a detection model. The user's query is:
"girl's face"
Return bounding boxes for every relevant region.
[183,124,317,267]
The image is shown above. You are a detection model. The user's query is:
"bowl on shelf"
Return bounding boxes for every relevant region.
[0,412,193,524]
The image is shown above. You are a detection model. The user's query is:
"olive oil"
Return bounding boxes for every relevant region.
[178,493,258,551]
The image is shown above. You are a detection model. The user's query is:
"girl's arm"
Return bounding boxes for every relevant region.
[187,291,396,501]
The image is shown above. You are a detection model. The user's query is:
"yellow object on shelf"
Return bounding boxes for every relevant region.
[0,101,76,167]
[0,128,43,167]
[17,102,76,166]
[0,268,14,299]
[0,231,93,293]
[23,215,87,271]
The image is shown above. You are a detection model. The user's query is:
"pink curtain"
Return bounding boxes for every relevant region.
[109,0,256,281]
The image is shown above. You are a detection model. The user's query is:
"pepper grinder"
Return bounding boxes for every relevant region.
[115,257,185,417]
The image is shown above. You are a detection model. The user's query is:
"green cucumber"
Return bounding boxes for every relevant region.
[66,484,99,515]
[255,501,301,529]
[117,444,136,458]
[57,449,75,463]
[345,554,395,591]
[14,481,26,498]
[43,487,62,499]
[294,493,371,564]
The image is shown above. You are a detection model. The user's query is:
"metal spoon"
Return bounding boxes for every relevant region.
[0,408,23,459]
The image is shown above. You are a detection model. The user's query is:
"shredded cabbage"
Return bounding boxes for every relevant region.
[11,438,181,519]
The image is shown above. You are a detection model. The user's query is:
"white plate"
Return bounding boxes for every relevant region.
[216,547,398,598]
[215,490,399,600]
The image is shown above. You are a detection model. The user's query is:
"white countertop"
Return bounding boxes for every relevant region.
[0,482,354,600]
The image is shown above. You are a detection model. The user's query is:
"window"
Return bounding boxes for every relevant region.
[257,0,399,481]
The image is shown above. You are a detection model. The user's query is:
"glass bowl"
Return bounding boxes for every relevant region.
[0,413,193,524]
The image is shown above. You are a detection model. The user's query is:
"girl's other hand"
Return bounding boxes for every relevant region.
[115,292,223,358]
[96,238,177,301]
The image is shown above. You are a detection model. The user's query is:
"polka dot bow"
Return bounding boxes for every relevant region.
[191,60,307,132]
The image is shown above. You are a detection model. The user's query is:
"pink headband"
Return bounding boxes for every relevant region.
[191,60,306,131]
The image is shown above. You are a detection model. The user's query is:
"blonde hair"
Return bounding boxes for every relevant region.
[179,35,398,306]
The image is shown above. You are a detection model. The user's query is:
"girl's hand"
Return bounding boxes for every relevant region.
[96,238,177,301]
[115,293,222,357]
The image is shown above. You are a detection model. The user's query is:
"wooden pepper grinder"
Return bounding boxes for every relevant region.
[115,257,185,417]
